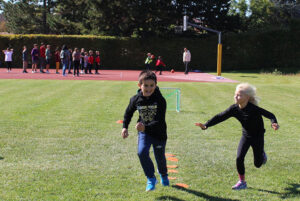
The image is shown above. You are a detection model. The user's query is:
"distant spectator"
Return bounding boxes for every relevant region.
[72,48,81,77]
[54,47,60,74]
[2,47,13,72]
[39,42,46,73]
[84,52,89,74]
[31,44,39,73]
[60,45,70,76]
[45,45,52,74]
[80,48,85,74]
[183,47,191,74]
[95,50,100,74]
[144,53,152,70]
[22,46,28,73]
[68,48,73,74]
[88,50,94,74]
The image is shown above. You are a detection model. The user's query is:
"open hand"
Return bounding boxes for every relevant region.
[195,122,207,130]
[272,123,279,130]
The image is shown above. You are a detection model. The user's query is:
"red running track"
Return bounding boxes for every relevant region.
[0,69,238,83]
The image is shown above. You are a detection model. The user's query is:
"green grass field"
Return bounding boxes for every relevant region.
[0,73,299,201]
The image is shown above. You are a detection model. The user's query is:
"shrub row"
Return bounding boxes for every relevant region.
[0,30,299,72]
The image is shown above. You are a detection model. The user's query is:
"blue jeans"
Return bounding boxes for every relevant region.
[137,132,167,178]
[62,61,69,76]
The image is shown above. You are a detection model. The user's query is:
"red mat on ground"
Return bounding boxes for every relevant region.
[0,69,238,83]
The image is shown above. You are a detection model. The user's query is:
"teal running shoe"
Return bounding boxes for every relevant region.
[160,174,169,186]
[146,177,157,192]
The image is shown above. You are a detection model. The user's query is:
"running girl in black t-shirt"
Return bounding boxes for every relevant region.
[195,83,279,190]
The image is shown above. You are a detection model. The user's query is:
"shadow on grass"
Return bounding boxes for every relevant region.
[171,185,240,201]
[250,183,300,199]
[156,196,186,201]
[0,156,4,160]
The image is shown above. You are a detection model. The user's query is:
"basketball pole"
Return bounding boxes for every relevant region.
[217,33,222,77]
[183,16,223,77]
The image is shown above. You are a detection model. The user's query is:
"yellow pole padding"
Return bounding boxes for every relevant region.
[217,44,222,76]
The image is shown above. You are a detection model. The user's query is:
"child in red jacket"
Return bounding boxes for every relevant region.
[95,51,100,74]
[88,50,94,74]
[155,56,166,75]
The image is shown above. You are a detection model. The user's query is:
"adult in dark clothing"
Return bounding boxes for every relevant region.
[195,83,279,190]
[122,70,169,192]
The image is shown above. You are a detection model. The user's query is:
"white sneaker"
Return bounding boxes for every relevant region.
[232,180,247,190]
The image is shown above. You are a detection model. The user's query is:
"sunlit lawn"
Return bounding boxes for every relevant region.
[0,72,299,200]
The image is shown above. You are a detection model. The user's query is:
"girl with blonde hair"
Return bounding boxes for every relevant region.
[195,83,279,190]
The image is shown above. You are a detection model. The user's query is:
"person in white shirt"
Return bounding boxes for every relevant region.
[183,47,191,74]
[2,47,13,72]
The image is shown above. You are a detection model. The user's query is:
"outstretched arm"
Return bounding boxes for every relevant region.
[195,122,207,130]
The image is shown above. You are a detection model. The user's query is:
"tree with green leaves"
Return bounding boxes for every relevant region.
[0,0,55,34]
[1,0,244,36]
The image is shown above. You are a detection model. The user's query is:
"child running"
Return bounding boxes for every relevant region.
[155,56,166,75]
[195,83,279,190]
[122,70,169,192]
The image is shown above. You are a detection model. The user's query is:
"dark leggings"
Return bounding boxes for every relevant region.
[73,60,80,76]
[6,61,12,70]
[95,63,100,73]
[155,66,162,74]
[236,135,264,175]
[88,63,93,73]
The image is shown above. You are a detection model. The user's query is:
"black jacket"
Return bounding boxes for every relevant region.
[123,87,167,141]
[204,102,277,138]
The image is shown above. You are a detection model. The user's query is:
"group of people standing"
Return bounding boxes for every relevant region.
[2,43,102,77]
[58,45,101,77]
[3,45,192,75]
[144,47,191,75]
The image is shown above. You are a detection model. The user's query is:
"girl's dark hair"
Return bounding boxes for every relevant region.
[138,70,157,85]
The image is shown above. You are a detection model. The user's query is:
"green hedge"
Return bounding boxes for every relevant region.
[0,31,299,72]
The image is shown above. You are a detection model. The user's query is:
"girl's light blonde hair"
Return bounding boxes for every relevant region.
[236,83,259,105]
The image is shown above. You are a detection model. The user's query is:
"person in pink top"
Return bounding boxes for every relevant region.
[155,56,166,75]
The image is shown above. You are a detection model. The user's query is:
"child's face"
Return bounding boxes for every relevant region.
[138,79,156,97]
[234,90,249,105]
